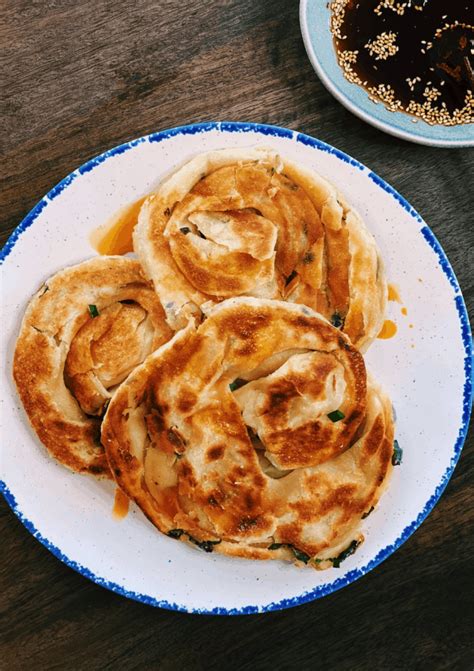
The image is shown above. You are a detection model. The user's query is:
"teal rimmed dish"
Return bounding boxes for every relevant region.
[300,0,474,147]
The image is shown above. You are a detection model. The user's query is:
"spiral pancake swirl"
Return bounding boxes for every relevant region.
[13,257,172,477]
[134,147,387,350]
[102,298,393,567]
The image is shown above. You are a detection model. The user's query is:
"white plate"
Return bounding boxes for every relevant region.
[1,122,471,614]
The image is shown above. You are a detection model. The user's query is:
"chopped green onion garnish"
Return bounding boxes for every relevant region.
[331,539,361,568]
[330,312,344,329]
[229,378,246,392]
[361,506,374,519]
[167,529,221,552]
[187,534,221,553]
[285,270,298,286]
[291,546,310,564]
[267,542,310,563]
[88,304,99,318]
[194,539,221,553]
[327,409,345,422]
[392,439,403,466]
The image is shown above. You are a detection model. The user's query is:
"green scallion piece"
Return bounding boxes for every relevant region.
[327,409,345,423]
[285,270,298,286]
[88,304,99,318]
[392,439,403,466]
[331,539,361,568]
[186,534,221,553]
[268,542,283,550]
[229,378,246,392]
[291,546,310,564]
[361,506,374,520]
[330,312,344,329]
[194,539,221,553]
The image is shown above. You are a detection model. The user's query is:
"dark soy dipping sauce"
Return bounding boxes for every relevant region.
[332,0,474,124]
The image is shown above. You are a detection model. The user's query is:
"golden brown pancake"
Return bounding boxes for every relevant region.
[133,147,387,350]
[102,297,394,568]
[13,257,172,477]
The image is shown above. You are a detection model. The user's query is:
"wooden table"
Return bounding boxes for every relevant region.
[2,2,473,669]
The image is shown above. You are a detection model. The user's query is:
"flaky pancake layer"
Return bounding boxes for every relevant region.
[13,256,172,477]
[134,147,387,350]
[102,298,394,568]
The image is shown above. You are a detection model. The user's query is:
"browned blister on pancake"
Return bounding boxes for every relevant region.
[13,257,172,477]
[102,298,394,568]
[134,148,387,350]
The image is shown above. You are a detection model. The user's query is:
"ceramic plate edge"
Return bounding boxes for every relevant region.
[1,121,472,615]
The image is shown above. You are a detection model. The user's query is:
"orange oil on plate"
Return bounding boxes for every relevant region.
[90,196,148,255]
[112,487,130,520]
[385,284,408,336]
[387,283,402,303]
[378,319,397,340]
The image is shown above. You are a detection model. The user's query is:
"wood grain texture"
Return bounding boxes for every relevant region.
[1,1,473,669]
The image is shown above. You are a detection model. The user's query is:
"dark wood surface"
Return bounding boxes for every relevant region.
[1,2,473,669]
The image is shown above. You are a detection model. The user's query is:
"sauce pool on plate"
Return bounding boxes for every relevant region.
[90,196,147,255]
[331,0,474,126]
[388,283,402,302]
[112,487,130,520]
[378,318,397,339]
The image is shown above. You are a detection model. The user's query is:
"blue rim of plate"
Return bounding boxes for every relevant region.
[1,121,472,615]
[299,0,474,148]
